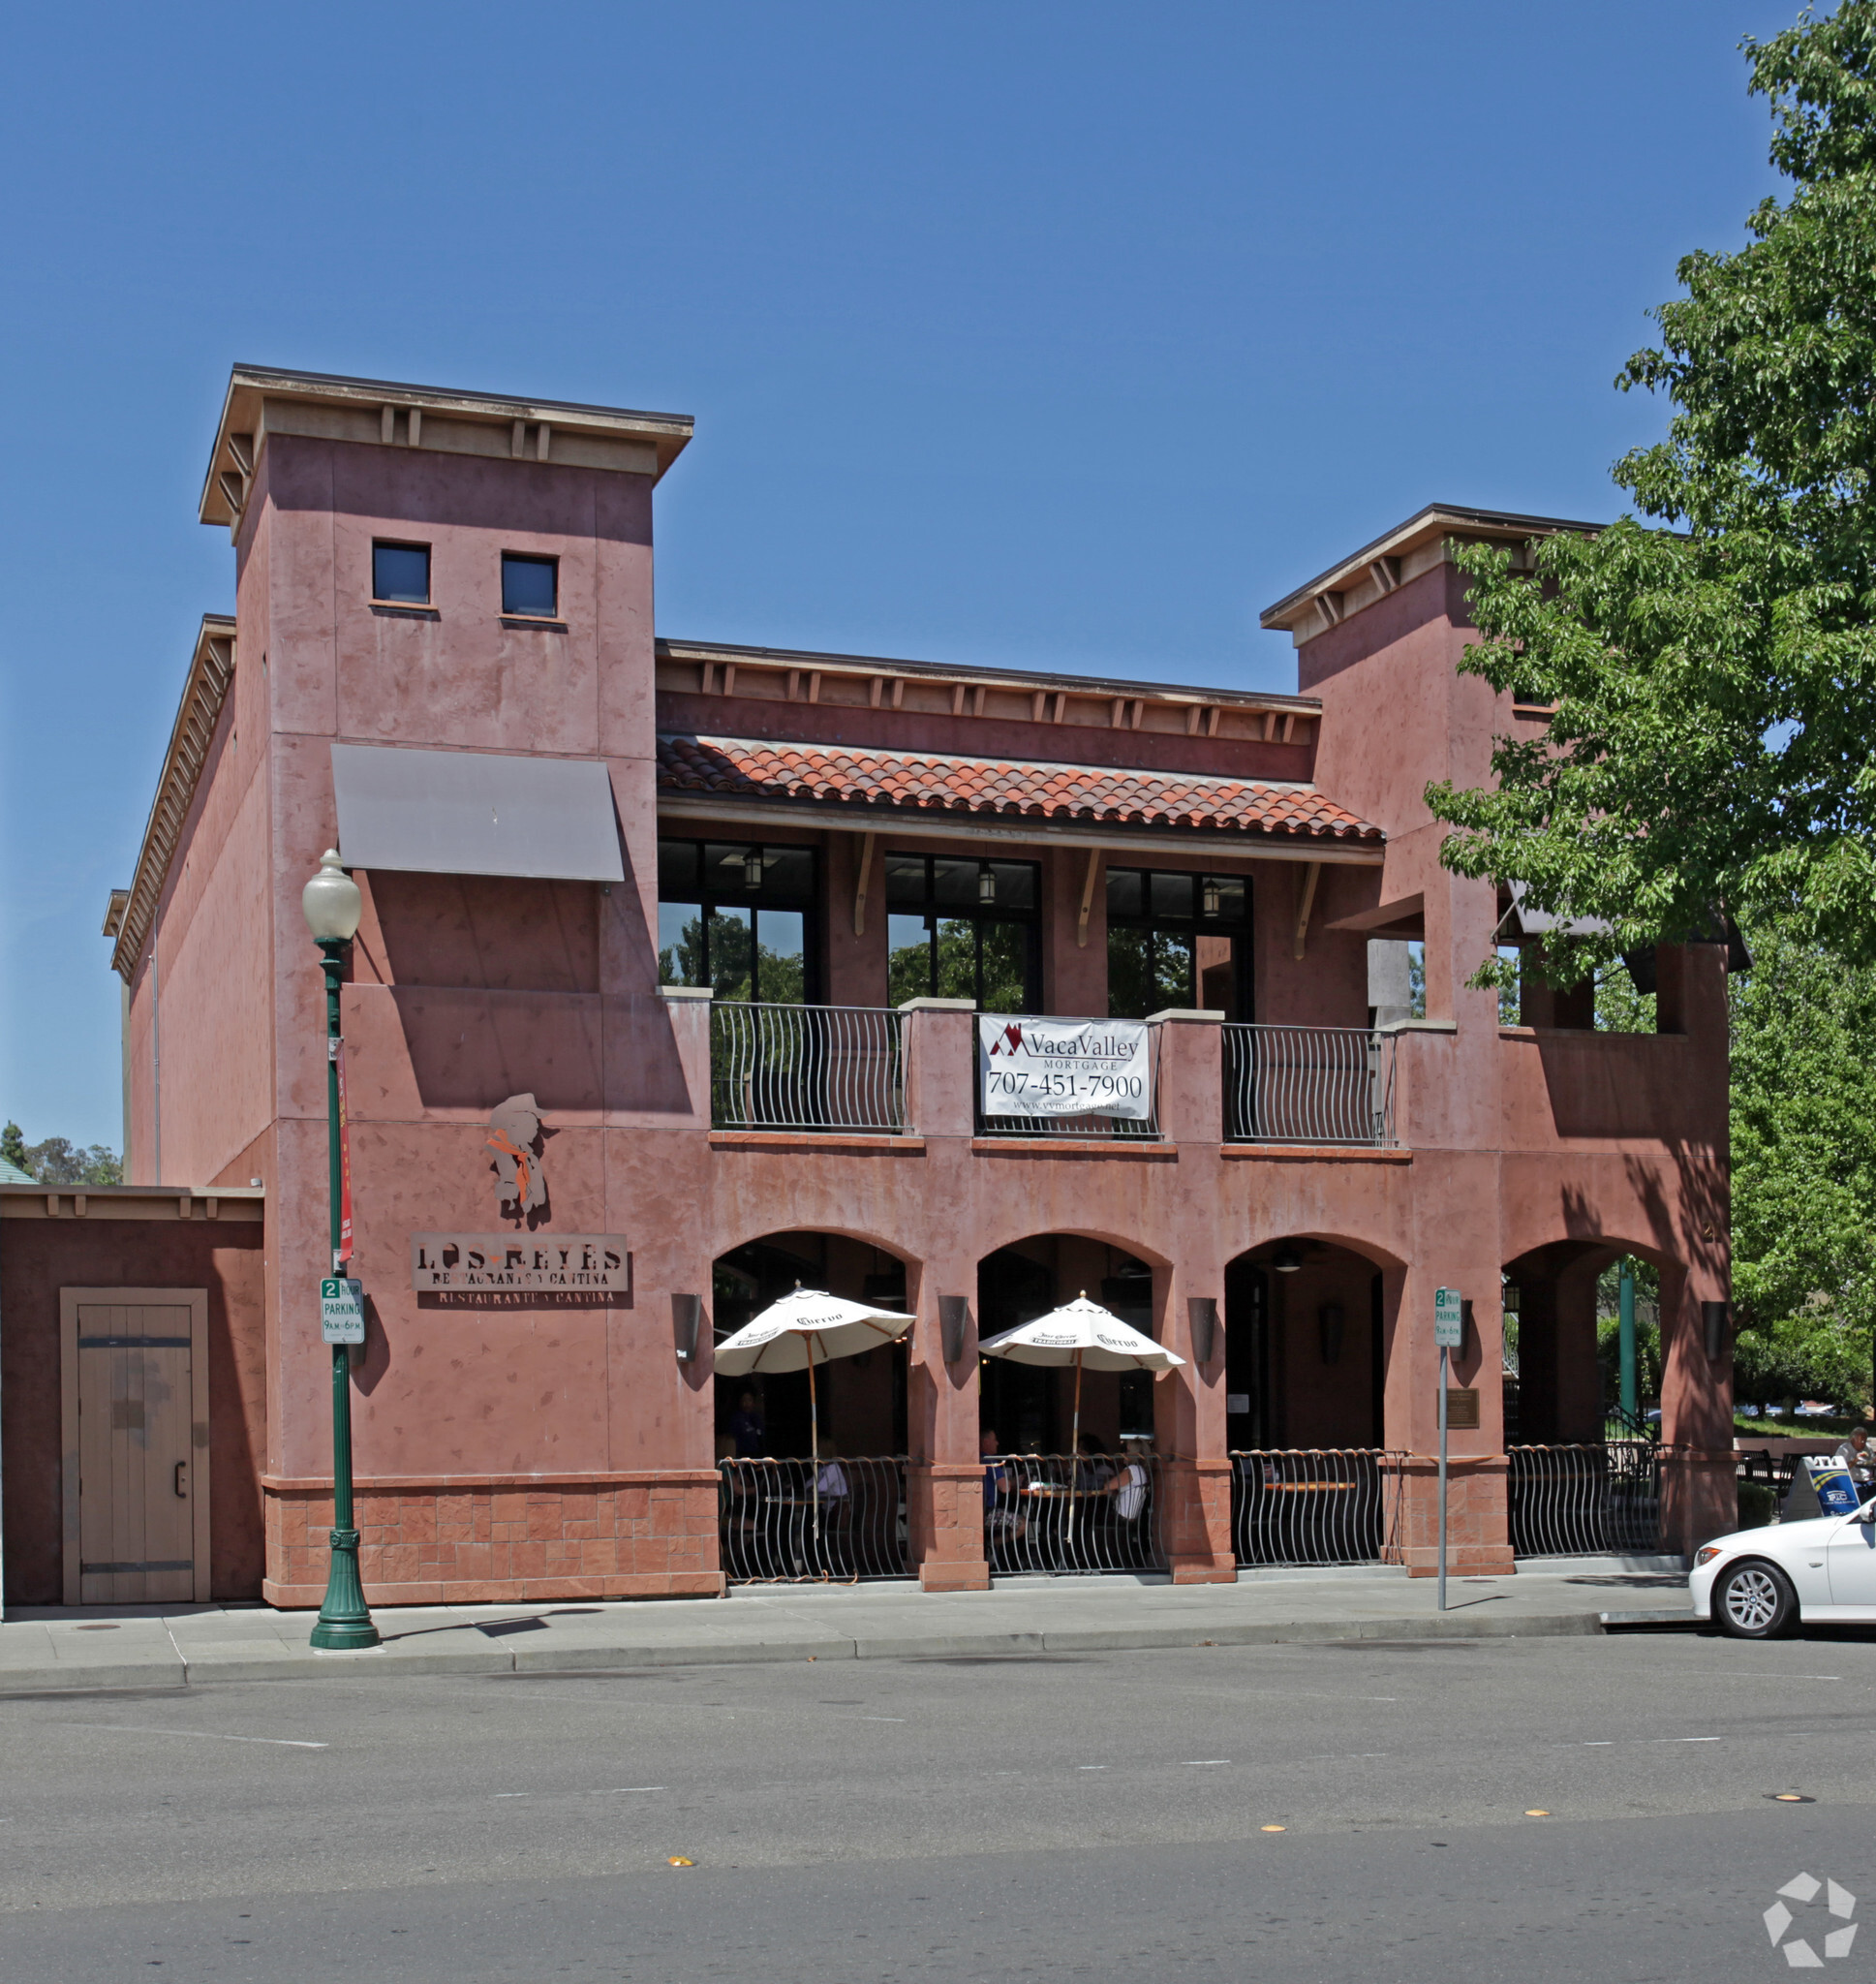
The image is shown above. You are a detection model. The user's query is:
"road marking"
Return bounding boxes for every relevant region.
[1184,1759,1231,1766]
[1584,1741,1614,1746]
[1661,1736,1722,1743]
[493,1791,531,1798]
[56,1723,327,1749]
[594,1786,666,1794]
[855,1716,907,1722]
[1077,1764,1108,1771]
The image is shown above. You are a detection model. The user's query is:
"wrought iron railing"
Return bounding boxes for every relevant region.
[1222,1025,1396,1145]
[718,1457,909,1582]
[983,1452,1166,1574]
[711,1004,905,1132]
[1230,1449,1404,1566]
[1507,1442,1661,1556]
[976,1019,1162,1140]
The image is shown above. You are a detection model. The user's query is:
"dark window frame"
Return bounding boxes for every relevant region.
[371,539,432,606]
[500,551,561,620]
[1104,865,1252,1021]
[656,837,820,1005]
[884,852,1041,1012]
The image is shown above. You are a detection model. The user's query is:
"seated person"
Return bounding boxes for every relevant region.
[727,1388,767,1459]
[981,1428,1028,1542]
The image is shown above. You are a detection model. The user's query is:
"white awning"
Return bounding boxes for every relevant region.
[330,744,625,882]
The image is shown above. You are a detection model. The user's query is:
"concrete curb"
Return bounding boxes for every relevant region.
[0,1604,1680,1694]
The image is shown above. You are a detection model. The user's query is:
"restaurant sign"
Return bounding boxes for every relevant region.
[977,1015,1153,1121]
[411,1233,630,1296]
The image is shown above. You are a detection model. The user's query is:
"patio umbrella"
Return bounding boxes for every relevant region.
[977,1292,1184,1459]
[713,1286,913,1537]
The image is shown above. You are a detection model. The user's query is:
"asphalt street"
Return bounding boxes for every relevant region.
[2,1627,1874,1980]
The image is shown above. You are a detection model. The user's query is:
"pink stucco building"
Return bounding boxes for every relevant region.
[3,366,1736,1609]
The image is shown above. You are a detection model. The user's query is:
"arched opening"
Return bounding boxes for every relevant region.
[1502,1238,1676,1561]
[1225,1237,1387,1450]
[975,1234,1165,1575]
[714,1229,909,1460]
[1223,1235,1395,1569]
[977,1235,1156,1454]
[712,1229,912,1583]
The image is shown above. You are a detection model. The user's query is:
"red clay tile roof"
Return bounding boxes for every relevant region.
[657,735,1382,844]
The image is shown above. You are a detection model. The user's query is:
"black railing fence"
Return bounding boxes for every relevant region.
[718,1457,908,1582]
[1230,1449,1404,1566]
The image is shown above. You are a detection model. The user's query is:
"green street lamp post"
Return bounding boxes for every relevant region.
[301,849,380,1652]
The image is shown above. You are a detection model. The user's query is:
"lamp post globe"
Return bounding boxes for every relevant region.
[302,849,362,943]
[304,848,378,1652]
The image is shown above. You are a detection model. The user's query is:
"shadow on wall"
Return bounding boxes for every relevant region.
[1535,1033,1686,1140]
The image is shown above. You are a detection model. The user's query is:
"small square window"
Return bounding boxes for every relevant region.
[501,553,559,618]
[373,542,430,604]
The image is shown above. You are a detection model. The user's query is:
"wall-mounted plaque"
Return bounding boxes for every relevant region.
[1444,1387,1481,1430]
[411,1234,630,1297]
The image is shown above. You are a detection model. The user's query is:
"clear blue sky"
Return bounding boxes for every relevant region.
[0,0,1795,1152]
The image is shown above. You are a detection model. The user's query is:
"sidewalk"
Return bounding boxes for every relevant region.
[0,1562,1692,1694]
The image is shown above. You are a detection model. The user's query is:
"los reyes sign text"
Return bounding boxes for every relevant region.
[411,1233,631,1307]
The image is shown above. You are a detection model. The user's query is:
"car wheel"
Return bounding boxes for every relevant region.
[1714,1559,1798,1639]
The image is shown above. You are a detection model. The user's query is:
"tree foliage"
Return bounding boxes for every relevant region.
[0,1124,122,1187]
[1428,3,1876,984]
[1728,908,1876,1403]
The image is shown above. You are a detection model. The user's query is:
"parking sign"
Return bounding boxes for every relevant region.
[1433,1286,1462,1348]
[320,1277,365,1345]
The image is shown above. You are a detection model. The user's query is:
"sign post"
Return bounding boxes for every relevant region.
[1433,1287,1463,1612]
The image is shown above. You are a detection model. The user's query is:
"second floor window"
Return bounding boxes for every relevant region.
[658,840,816,1003]
[1106,867,1248,1020]
[502,552,559,618]
[372,541,430,604]
[886,853,1039,1011]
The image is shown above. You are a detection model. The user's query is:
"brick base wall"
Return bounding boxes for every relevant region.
[1160,1457,1237,1583]
[261,1472,726,1607]
[1387,1455,1515,1577]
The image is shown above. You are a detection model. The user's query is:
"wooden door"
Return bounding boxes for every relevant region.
[61,1289,209,1605]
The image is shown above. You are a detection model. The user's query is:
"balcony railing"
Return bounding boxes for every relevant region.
[1223,1025,1396,1146]
[711,1003,905,1132]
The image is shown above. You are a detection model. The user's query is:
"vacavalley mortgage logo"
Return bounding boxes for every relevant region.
[411,1234,629,1291]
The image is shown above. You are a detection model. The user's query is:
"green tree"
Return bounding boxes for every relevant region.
[1428,3,1876,985]
[0,1122,29,1175]
[23,1137,122,1187]
[1728,909,1876,1406]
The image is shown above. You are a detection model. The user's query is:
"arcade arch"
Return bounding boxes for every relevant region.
[1224,1236,1392,1450]
[712,1228,912,1460]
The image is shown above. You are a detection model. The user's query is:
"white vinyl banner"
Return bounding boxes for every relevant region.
[977,1015,1153,1120]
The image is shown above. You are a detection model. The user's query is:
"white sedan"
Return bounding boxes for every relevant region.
[1691,1504,1876,1637]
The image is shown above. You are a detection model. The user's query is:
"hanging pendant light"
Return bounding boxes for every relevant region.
[1202,878,1222,917]
[743,849,764,889]
[1271,1244,1303,1274]
[978,867,998,905]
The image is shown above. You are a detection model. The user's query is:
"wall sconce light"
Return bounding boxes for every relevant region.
[1271,1245,1302,1275]
[1187,1296,1218,1366]
[939,1295,970,1365]
[671,1292,702,1363]
[1202,878,1221,917]
[1318,1302,1344,1366]
[1702,1300,1729,1360]
[742,849,765,889]
[978,867,998,905]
